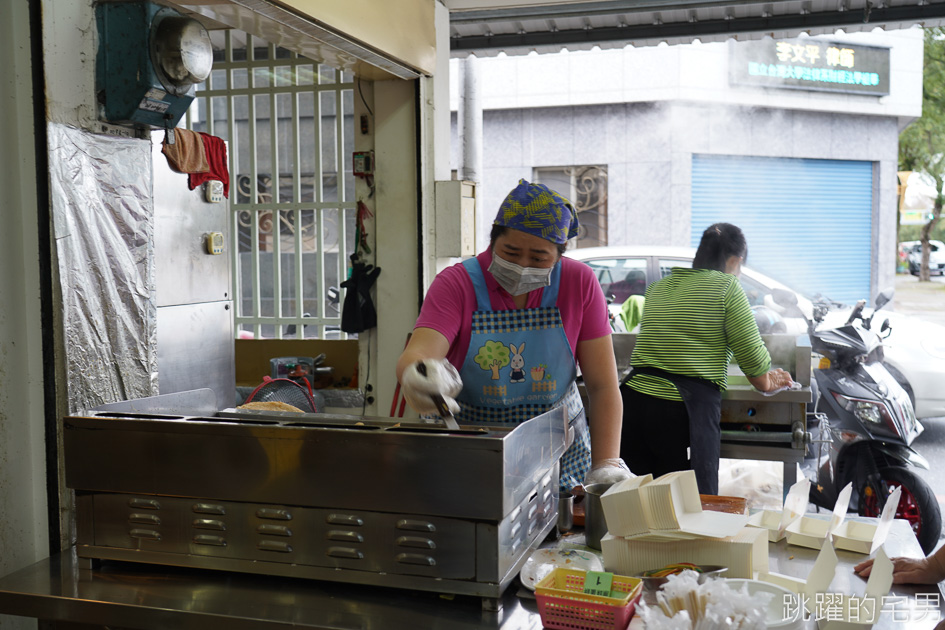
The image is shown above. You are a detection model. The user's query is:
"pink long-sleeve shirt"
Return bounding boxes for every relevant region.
[414,250,612,369]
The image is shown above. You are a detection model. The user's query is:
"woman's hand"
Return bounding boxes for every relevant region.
[400,359,463,415]
[396,328,460,415]
[747,367,794,393]
[765,367,794,391]
[854,553,945,585]
[584,458,634,486]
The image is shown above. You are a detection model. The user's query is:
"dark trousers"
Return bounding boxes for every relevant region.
[620,385,692,479]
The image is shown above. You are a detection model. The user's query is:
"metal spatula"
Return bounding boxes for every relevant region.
[431,394,460,431]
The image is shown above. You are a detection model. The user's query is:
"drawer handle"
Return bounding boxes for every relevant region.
[327,547,363,560]
[396,553,436,566]
[128,498,161,510]
[256,508,292,521]
[257,524,292,537]
[193,519,226,531]
[258,540,293,553]
[193,503,226,515]
[396,536,435,549]
[326,514,364,526]
[328,530,364,543]
[396,519,436,532]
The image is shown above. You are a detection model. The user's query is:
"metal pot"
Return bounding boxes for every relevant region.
[584,482,614,549]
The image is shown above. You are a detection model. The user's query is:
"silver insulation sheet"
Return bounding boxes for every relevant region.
[49,123,157,413]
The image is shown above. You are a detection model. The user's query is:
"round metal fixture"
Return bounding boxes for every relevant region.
[150,8,213,97]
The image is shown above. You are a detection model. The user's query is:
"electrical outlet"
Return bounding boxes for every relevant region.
[353,151,374,176]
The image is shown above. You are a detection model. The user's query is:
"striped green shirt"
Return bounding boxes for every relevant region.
[628,267,771,401]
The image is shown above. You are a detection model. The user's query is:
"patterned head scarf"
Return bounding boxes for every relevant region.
[493,179,580,244]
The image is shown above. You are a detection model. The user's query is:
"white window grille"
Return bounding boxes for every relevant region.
[534,166,609,248]
[187,30,357,339]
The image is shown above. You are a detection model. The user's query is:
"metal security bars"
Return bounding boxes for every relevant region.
[535,166,609,248]
[187,30,356,339]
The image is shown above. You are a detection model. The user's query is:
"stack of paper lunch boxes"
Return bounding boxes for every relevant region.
[599,470,766,578]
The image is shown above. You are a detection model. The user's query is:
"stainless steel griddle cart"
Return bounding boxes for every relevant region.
[63,401,568,607]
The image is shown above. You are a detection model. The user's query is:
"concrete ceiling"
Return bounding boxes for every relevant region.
[168,0,423,80]
[445,0,945,57]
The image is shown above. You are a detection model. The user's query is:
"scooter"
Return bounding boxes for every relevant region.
[772,287,942,554]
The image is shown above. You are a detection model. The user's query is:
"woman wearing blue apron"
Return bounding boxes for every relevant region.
[396,180,631,492]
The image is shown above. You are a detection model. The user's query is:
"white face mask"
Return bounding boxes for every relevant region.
[488,254,554,296]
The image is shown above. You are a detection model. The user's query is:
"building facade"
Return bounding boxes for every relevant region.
[453,28,923,304]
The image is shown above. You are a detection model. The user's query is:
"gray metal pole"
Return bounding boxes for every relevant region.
[462,55,482,184]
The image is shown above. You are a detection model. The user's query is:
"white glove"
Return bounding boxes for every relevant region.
[583,458,634,487]
[400,359,463,416]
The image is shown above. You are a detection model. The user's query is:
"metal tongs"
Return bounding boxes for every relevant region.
[413,359,461,431]
[430,394,461,431]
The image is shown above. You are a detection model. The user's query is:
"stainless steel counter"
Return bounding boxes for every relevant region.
[763,517,945,629]
[0,520,940,629]
[0,548,541,630]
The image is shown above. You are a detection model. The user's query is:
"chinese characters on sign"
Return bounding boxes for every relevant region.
[730,38,890,95]
[781,593,941,623]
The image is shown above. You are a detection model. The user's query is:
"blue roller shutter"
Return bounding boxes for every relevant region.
[691,154,872,306]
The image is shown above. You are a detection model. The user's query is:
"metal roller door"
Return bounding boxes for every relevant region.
[691,154,873,306]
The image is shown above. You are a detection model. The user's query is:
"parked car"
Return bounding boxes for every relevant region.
[903,240,945,276]
[566,245,945,419]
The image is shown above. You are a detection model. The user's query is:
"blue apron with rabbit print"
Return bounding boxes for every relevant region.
[455,257,592,491]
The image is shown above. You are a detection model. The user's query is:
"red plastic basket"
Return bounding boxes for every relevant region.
[535,568,643,630]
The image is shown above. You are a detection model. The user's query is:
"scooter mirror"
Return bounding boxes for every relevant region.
[874,288,894,311]
[771,288,798,308]
[769,288,809,323]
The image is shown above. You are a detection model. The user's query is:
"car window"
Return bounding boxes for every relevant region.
[658,257,692,279]
[582,259,619,287]
[584,257,648,302]
[739,275,770,307]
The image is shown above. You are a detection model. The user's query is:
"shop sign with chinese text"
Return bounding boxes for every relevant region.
[729,38,890,96]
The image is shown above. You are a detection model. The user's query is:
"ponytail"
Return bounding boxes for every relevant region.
[693,223,747,272]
